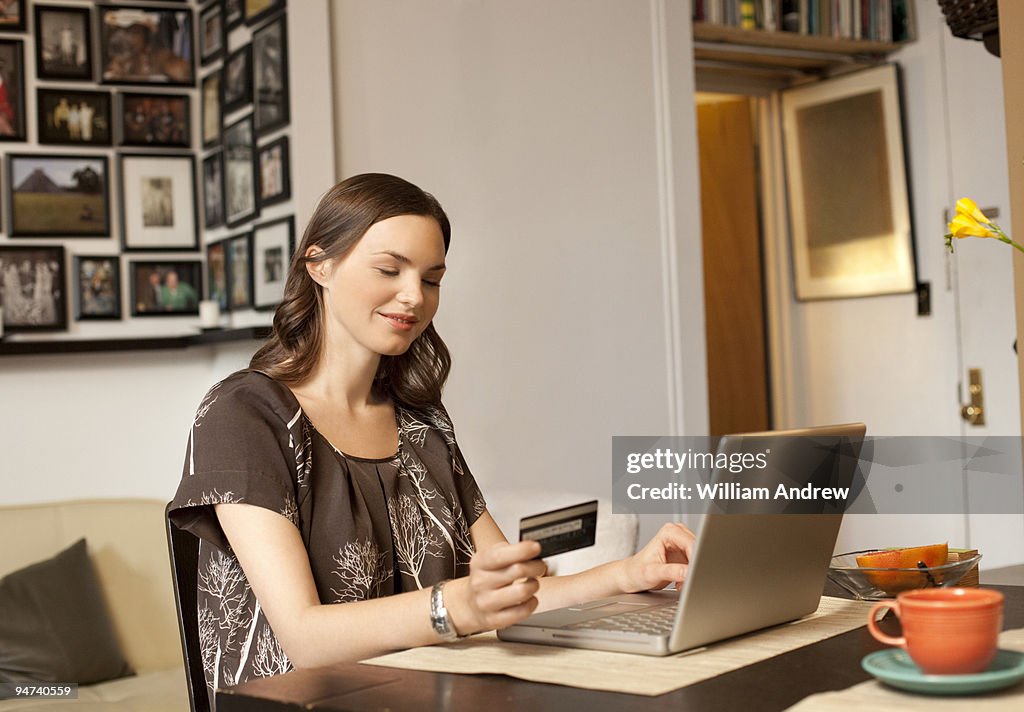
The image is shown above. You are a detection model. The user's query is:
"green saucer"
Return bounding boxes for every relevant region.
[862,649,1024,696]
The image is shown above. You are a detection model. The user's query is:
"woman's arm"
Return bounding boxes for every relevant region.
[469,511,697,613]
[215,503,546,669]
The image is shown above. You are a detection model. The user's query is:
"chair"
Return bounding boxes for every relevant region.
[165,503,211,712]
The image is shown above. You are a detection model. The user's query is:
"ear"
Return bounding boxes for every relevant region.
[305,246,331,286]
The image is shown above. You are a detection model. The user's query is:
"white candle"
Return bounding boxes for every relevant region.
[199,300,221,329]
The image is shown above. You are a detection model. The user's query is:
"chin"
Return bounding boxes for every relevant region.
[376,339,416,357]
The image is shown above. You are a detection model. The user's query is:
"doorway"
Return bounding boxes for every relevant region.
[696,94,770,437]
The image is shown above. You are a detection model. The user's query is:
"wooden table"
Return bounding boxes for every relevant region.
[217,584,1023,712]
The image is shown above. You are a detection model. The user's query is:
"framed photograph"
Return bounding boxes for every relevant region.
[253,16,289,136]
[226,232,252,310]
[119,154,198,251]
[203,151,224,229]
[37,89,112,146]
[781,64,916,300]
[201,69,222,148]
[119,92,190,148]
[258,135,290,208]
[0,39,26,141]
[199,2,224,66]
[222,44,252,113]
[98,5,195,86]
[74,255,121,320]
[130,260,201,316]
[206,239,229,312]
[245,0,284,27]
[0,246,66,333]
[34,5,92,81]
[252,216,293,310]
[225,0,243,30]
[224,113,257,227]
[8,154,110,237]
[0,2,26,33]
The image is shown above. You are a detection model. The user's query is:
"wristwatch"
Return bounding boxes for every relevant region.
[430,579,463,642]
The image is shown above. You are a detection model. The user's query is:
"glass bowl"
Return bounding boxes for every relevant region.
[827,550,982,601]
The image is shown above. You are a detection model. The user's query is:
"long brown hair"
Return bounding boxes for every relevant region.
[250,173,452,409]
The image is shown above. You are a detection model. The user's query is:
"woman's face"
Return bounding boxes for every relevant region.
[313,214,446,357]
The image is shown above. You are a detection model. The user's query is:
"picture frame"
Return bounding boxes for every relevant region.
[119,92,191,148]
[34,5,93,81]
[74,254,121,320]
[98,5,195,86]
[206,238,229,312]
[253,15,289,136]
[7,154,110,237]
[129,259,201,316]
[199,1,224,66]
[0,2,25,33]
[203,151,225,229]
[201,69,222,148]
[257,134,290,208]
[224,113,258,227]
[226,232,252,310]
[781,64,916,301]
[37,89,112,146]
[118,153,198,251]
[222,44,252,114]
[0,245,67,333]
[245,0,285,27]
[252,216,293,310]
[0,39,26,142]
[225,0,243,31]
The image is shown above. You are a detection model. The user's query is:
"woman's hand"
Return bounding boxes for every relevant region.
[617,522,696,594]
[448,540,548,635]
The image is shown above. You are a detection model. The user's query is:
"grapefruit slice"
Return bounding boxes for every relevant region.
[855,543,949,595]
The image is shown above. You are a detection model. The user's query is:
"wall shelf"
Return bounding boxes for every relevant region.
[693,23,908,91]
[0,326,272,357]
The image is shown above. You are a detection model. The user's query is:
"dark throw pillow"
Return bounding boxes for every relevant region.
[0,538,133,684]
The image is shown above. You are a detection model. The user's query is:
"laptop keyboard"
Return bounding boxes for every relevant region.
[566,602,678,635]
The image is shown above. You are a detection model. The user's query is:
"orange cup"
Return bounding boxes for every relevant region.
[867,587,1004,675]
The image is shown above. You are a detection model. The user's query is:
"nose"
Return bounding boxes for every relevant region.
[397,276,423,309]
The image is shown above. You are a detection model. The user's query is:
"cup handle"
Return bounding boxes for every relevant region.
[867,600,905,647]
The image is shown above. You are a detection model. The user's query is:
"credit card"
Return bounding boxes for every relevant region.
[519,500,598,558]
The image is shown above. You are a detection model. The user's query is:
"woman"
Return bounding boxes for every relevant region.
[169,173,694,705]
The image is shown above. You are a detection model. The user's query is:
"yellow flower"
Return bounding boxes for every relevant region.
[948,213,996,239]
[955,198,990,224]
[945,197,1024,255]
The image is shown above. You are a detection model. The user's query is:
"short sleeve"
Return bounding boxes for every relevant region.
[169,371,303,551]
[410,403,488,528]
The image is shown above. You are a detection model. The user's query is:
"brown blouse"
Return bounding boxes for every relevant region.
[168,370,486,707]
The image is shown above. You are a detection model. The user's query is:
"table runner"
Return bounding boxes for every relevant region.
[784,628,1024,711]
[361,596,874,696]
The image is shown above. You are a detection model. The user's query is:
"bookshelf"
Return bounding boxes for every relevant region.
[693,1,915,89]
[0,326,271,357]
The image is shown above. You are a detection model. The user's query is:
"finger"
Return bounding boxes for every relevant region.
[473,558,547,588]
[475,540,542,571]
[646,562,688,585]
[658,523,696,560]
[475,577,541,612]
[490,596,540,630]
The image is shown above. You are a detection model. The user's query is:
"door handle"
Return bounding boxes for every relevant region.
[960,368,985,426]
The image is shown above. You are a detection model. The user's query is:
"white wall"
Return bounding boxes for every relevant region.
[0,2,335,504]
[330,0,707,543]
[764,2,1023,567]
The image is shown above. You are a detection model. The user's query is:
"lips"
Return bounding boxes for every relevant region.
[379,312,419,332]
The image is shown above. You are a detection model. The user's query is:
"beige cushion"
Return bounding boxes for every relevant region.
[0,500,180,674]
[0,668,188,712]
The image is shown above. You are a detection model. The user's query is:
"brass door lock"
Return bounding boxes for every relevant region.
[960,368,985,426]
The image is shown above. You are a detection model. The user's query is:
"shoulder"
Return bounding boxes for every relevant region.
[196,369,300,428]
[396,401,457,445]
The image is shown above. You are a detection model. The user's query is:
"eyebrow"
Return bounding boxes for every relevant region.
[373,250,446,272]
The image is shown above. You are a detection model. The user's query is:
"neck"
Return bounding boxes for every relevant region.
[296,323,383,411]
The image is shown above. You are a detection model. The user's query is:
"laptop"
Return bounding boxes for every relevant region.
[498,423,866,655]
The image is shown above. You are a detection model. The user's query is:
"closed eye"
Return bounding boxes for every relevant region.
[375,268,399,277]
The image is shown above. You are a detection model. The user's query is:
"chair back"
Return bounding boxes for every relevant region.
[165,503,210,712]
